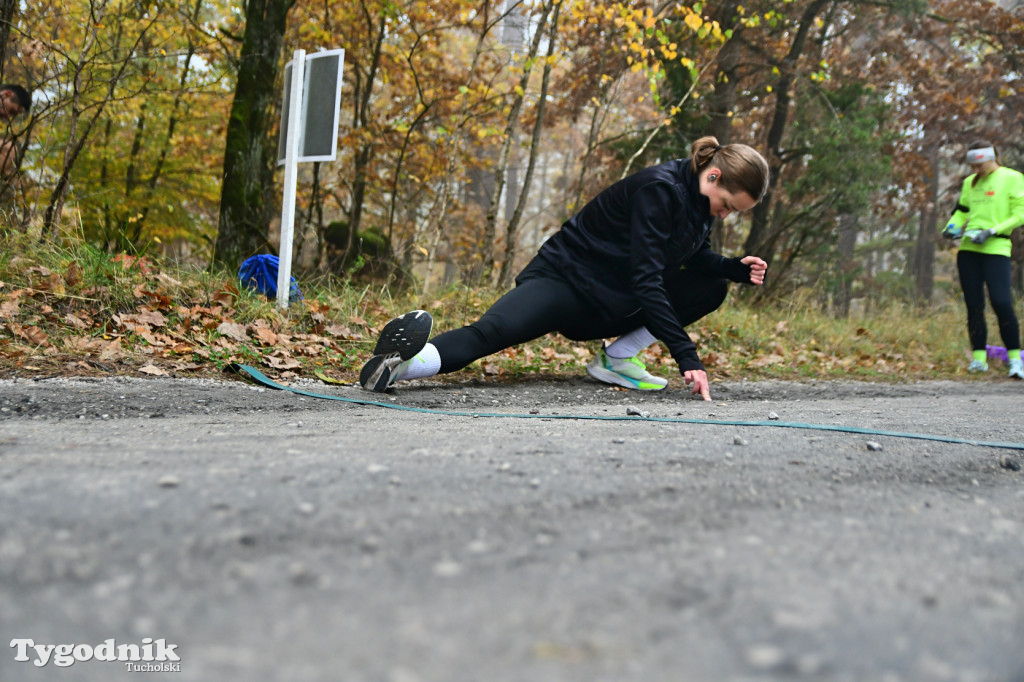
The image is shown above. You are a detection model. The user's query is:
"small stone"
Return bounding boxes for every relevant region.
[733,435,748,446]
[767,411,780,421]
[297,502,316,516]
[288,562,316,586]
[466,540,489,554]
[433,560,462,577]
[746,644,786,670]
[157,475,180,488]
[866,441,883,451]
[626,406,650,418]
[999,455,1022,472]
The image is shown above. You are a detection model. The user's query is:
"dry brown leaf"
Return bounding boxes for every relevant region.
[749,353,785,368]
[9,323,48,345]
[98,339,125,361]
[139,364,169,376]
[264,355,301,369]
[63,313,89,329]
[64,336,102,352]
[65,261,82,287]
[213,287,235,306]
[157,272,183,288]
[135,310,168,327]
[253,327,279,345]
[324,324,357,339]
[139,330,173,346]
[0,300,19,318]
[216,321,248,341]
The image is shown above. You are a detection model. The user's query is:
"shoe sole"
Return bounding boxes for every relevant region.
[374,310,433,360]
[359,354,402,392]
[360,311,433,392]
[586,362,666,390]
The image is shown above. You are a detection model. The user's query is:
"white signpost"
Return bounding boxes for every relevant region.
[275,48,346,309]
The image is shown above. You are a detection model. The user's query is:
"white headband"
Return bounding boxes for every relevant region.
[966,146,995,164]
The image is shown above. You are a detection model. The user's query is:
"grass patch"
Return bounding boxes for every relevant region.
[0,233,1012,384]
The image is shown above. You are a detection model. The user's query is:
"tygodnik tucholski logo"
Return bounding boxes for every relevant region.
[10,638,181,672]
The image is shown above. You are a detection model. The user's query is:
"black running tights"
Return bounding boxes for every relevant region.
[957,250,1020,351]
[431,259,729,374]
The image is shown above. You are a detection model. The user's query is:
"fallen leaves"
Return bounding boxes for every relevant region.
[215,321,248,341]
[8,322,48,345]
[0,252,369,380]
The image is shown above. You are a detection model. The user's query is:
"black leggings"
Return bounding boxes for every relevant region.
[431,257,729,373]
[957,250,1020,351]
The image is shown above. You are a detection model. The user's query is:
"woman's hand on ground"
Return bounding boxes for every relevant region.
[683,369,711,401]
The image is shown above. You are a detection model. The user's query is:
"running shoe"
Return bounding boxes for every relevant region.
[586,346,668,390]
[359,310,433,392]
[1009,358,1024,380]
[967,359,989,373]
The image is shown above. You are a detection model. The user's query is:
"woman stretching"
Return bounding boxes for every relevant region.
[360,136,770,401]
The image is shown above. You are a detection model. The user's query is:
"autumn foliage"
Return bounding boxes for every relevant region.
[1,0,1024,383]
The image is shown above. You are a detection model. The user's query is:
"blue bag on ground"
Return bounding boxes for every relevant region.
[238,255,303,303]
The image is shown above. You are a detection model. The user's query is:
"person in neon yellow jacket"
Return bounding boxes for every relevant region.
[942,141,1024,379]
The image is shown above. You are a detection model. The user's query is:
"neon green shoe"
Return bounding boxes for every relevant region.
[586,346,667,390]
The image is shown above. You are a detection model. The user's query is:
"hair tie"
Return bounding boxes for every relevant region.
[714,145,722,152]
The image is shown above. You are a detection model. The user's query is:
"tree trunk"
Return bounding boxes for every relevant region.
[345,12,386,265]
[479,0,547,284]
[0,0,16,75]
[213,0,295,268]
[707,1,743,145]
[912,143,939,305]
[706,3,743,253]
[498,0,560,288]
[742,0,829,262]
[834,212,858,318]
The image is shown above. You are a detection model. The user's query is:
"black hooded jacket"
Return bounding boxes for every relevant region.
[534,158,752,372]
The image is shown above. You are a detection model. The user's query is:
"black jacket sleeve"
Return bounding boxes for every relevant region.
[686,240,752,283]
[627,182,706,372]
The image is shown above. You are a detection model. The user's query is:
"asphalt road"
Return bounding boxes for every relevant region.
[1,372,1023,682]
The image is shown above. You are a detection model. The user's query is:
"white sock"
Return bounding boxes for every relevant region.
[605,327,657,358]
[392,343,441,381]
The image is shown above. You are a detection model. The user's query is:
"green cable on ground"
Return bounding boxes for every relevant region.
[230,364,1024,452]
